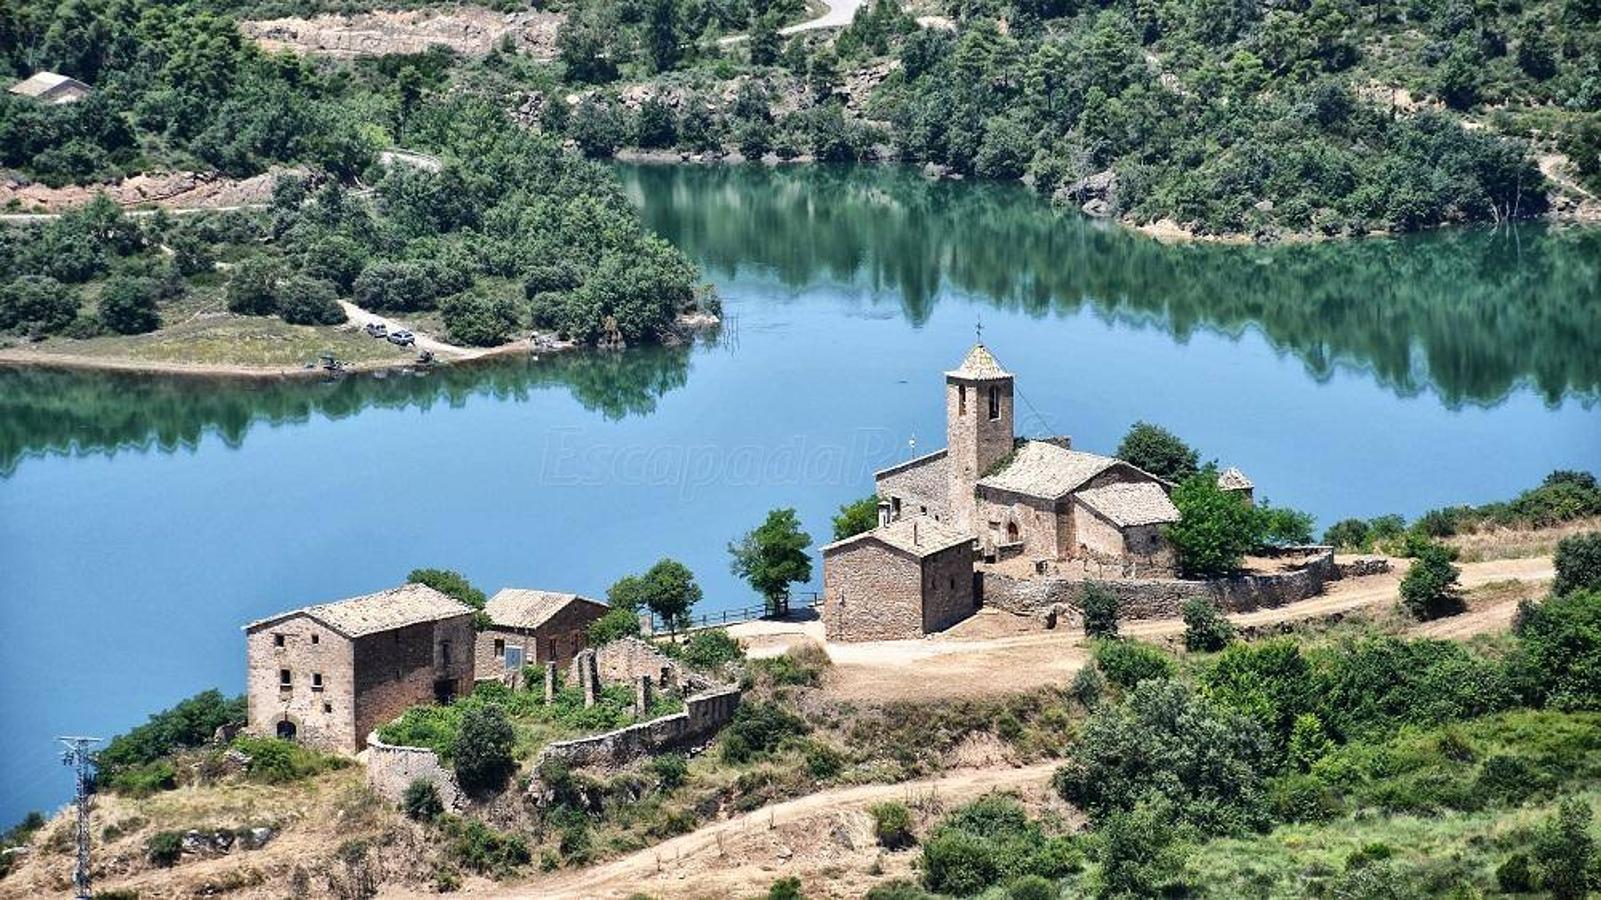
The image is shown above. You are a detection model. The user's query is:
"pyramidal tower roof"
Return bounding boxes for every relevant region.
[946,343,1011,380]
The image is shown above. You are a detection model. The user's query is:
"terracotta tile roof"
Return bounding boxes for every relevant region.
[246,583,472,638]
[822,514,973,558]
[1075,482,1180,527]
[1217,467,1254,490]
[946,343,1010,380]
[487,589,606,630]
[978,440,1124,500]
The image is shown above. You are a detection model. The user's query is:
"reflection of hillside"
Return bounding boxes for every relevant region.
[622,164,1601,408]
[0,347,692,475]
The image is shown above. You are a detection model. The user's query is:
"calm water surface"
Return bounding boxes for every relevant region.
[1,164,1597,822]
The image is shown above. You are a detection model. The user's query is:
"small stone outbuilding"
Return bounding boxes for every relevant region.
[244,584,476,752]
[821,514,976,642]
[475,589,609,682]
[8,72,91,104]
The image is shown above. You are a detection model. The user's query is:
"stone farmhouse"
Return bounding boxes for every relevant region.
[244,584,476,752]
[475,589,610,682]
[824,343,1196,642]
[7,71,91,104]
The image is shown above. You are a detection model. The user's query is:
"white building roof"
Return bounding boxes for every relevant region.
[8,71,89,100]
[822,514,973,558]
[246,583,473,638]
[1075,481,1180,527]
[486,589,606,630]
[945,343,1010,380]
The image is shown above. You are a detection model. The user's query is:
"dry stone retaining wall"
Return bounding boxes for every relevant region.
[365,731,464,810]
[982,548,1338,620]
[537,686,741,769]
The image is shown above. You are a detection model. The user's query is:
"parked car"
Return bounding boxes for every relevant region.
[388,329,415,347]
[364,322,387,338]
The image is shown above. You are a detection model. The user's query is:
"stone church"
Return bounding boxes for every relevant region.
[823,343,1182,642]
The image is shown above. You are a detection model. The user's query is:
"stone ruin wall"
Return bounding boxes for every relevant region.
[982,547,1340,620]
[365,731,465,810]
[536,685,742,769]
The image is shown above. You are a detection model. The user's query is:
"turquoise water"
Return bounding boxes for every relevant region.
[1,163,1597,823]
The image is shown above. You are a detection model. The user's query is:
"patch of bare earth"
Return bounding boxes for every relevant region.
[1447,517,1601,562]
[241,7,563,60]
[1,168,293,214]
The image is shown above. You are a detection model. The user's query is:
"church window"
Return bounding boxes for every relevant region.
[959,385,967,416]
[988,386,1000,420]
[891,497,902,517]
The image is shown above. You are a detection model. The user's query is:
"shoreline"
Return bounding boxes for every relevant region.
[0,338,540,381]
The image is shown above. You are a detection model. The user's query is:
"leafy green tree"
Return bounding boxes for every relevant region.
[1510,589,1601,710]
[556,4,622,84]
[645,0,681,73]
[300,235,366,293]
[1115,422,1200,482]
[1531,797,1598,900]
[226,258,283,316]
[587,606,641,644]
[1182,597,1234,651]
[1324,518,1372,550]
[1082,584,1120,638]
[98,690,246,773]
[275,275,346,326]
[1398,542,1464,620]
[0,275,76,335]
[407,568,487,608]
[975,115,1032,180]
[454,704,515,794]
[1095,798,1191,899]
[1286,712,1333,771]
[606,574,647,612]
[640,558,703,631]
[441,290,521,347]
[1553,532,1601,596]
[1167,471,1260,576]
[97,276,161,334]
[1094,638,1177,689]
[1257,502,1315,546]
[354,262,437,312]
[635,96,678,148]
[750,13,783,66]
[730,508,814,613]
[570,98,625,158]
[832,495,880,540]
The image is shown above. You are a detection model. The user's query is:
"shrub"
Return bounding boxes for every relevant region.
[1081,585,1119,639]
[1202,639,1314,759]
[454,704,515,794]
[0,275,78,334]
[147,830,183,867]
[1115,422,1200,483]
[1182,598,1234,652]
[767,876,805,900]
[1312,636,1513,736]
[1096,798,1190,898]
[1072,665,1106,709]
[98,689,245,773]
[1553,532,1601,597]
[722,701,807,761]
[1006,875,1057,900]
[300,235,365,292]
[1287,713,1334,771]
[1324,518,1372,550]
[681,628,745,669]
[1269,772,1341,822]
[1496,852,1534,893]
[232,736,346,783]
[275,275,346,326]
[354,262,437,312]
[444,816,530,876]
[870,801,915,849]
[1167,470,1260,576]
[225,257,282,316]
[97,276,161,334]
[441,290,521,347]
[865,881,937,900]
[1094,639,1176,690]
[650,753,687,789]
[804,741,844,779]
[1511,589,1601,710]
[402,778,444,821]
[587,607,641,645]
[1531,798,1597,899]
[106,760,177,797]
[1399,542,1464,620]
[1054,680,1273,835]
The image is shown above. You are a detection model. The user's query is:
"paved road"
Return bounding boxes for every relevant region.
[719,0,867,44]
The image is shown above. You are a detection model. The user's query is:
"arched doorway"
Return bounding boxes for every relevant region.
[276,718,297,741]
[1006,521,1020,543]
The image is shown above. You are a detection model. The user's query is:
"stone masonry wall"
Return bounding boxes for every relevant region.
[922,543,978,633]
[877,451,952,525]
[982,548,1338,620]
[246,615,358,751]
[974,490,1058,558]
[475,601,607,683]
[946,377,1013,532]
[589,637,685,688]
[365,731,465,809]
[537,686,742,769]
[823,541,923,642]
[351,615,475,753]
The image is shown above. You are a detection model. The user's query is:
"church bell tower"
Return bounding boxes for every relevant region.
[945,342,1014,532]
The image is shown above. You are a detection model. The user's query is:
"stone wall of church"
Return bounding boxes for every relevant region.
[822,541,925,642]
[920,543,978,633]
[974,490,1059,558]
[945,377,1013,530]
[877,452,952,524]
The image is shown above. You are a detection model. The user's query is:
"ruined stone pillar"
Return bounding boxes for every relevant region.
[580,650,599,708]
[636,675,653,716]
[544,661,556,702]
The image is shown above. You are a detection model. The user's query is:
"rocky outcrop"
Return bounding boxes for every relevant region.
[241,8,563,60]
[1055,169,1119,217]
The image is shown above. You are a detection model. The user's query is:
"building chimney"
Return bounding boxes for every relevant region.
[877,500,892,528]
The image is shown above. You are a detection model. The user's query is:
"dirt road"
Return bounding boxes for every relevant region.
[734,555,1554,703]
[502,762,1061,899]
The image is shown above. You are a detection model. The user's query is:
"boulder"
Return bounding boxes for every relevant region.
[1081,198,1113,218]
[1056,169,1119,211]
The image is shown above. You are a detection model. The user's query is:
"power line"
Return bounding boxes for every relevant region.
[58,736,99,900]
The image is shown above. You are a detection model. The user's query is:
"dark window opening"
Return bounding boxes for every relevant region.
[312,672,324,691]
[494,638,505,657]
[322,702,333,714]
[440,640,453,667]
[988,385,1000,420]
[279,669,292,688]
[276,719,297,741]
[273,633,285,647]
[958,385,967,416]
[310,633,318,644]
[949,577,956,590]
[920,505,928,514]
[891,497,902,517]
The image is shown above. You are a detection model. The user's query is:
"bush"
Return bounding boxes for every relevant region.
[804,740,844,779]
[454,704,515,794]
[1094,639,1176,690]
[1115,422,1200,483]
[587,607,641,645]
[1072,665,1106,709]
[402,778,444,821]
[354,262,437,312]
[1096,798,1190,898]
[1511,590,1601,710]
[723,701,807,761]
[1006,875,1057,900]
[232,736,346,783]
[275,275,346,326]
[106,760,177,797]
[147,830,183,867]
[870,801,915,849]
[1081,585,1119,639]
[0,275,78,334]
[1553,532,1601,597]
[1202,638,1314,759]
[1324,518,1372,550]
[1531,797,1597,899]
[767,876,805,900]
[680,629,745,669]
[98,689,245,774]
[1054,680,1273,835]
[650,752,687,789]
[922,794,1079,895]
[97,276,161,334]
[1399,542,1464,620]
[1269,772,1340,822]
[1182,598,1234,652]
[1498,851,1534,893]
[225,257,282,316]
[1167,470,1260,576]
[444,816,530,876]
[441,290,521,346]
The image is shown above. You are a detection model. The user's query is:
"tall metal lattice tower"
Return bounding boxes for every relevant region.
[58,736,100,900]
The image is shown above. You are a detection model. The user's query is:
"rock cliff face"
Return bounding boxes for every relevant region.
[240,7,563,60]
